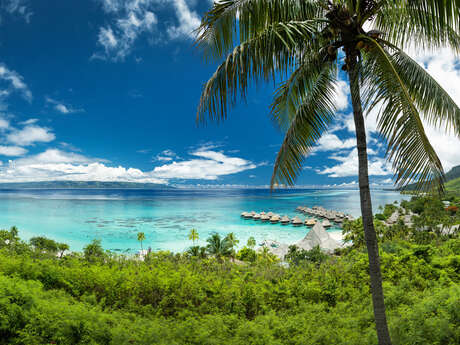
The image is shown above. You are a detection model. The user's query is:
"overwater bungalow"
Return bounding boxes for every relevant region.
[322,220,332,228]
[292,216,303,226]
[244,212,253,219]
[270,214,280,223]
[280,216,290,225]
[260,214,270,221]
[305,218,316,227]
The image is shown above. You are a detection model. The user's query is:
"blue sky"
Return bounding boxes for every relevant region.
[0,0,459,187]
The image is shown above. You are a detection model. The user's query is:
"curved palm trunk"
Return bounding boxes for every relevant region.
[347,52,392,345]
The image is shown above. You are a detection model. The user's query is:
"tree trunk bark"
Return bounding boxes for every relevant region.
[346,52,393,345]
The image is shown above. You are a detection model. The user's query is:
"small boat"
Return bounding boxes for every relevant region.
[280,216,290,225]
[292,216,303,226]
[270,214,280,223]
[322,220,332,228]
[305,218,316,227]
[240,212,247,217]
[253,213,261,220]
[260,214,270,221]
[260,211,266,216]
[266,211,274,218]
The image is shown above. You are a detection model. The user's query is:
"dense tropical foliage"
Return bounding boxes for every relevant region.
[0,196,459,344]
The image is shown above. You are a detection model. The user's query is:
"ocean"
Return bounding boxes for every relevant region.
[0,188,409,253]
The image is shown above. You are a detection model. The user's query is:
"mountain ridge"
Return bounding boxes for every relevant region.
[0,181,173,189]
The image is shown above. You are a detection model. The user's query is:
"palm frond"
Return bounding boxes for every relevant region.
[196,0,324,61]
[384,45,460,135]
[270,49,329,131]
[361,37,445,192]
[271,63,337,188]
[376,0,460,52]
[197,20,318,123]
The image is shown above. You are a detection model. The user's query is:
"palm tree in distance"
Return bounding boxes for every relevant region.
[188,228,199,245]
[137,232,146,252]
[195,1,460,344]
[206,232,233,259]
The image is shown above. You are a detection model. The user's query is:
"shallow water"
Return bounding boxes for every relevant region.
[0,188,409,253]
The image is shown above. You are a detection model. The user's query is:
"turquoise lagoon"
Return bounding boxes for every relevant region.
[0,188,409,253]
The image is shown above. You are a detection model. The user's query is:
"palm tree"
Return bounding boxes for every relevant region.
[247,236,256,249]
[188,228,199,245]
[195,1,460,344]
[137,232,146,252]
[206,232,233,259]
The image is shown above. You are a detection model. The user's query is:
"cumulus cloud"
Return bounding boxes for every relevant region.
[0,63,32,101]
[312,133,355,152]
[0,145,27,156]
[46,97,84,114]
[152,149,257,180]
[0,147,256,183]
[0,149,165,183]
[7,125,55,146]
[318,148,391,178]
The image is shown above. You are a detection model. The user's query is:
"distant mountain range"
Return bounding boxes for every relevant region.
[0,181,173,189]
[401,164,460,192]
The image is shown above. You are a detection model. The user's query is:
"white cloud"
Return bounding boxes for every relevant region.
[0,146,256,183]
[155,149,177,161]
[0,63,32,101]
[0,145,27,156]
[333,80,349,111]
[94,0,204,60]
[7,125,55,146]
[18,118,38,125]
[167,0,201,39]
[152,149,257,180]
[95,0,158,61]
[312,133,355,152]
[0,117,9,129]
[46,97,83,114]
[2,0,33,23]
[0,149,165,183]
[318,148,391,178]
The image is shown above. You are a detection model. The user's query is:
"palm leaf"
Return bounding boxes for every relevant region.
[197,20,318,123]
[270,49,329,131]
[271,62,337,187]
[196,0,324,61]
[361,37,445,192]
[384,45,460,135]
[376,0,460,52]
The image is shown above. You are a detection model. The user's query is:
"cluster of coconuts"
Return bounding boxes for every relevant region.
[326,30,383,71]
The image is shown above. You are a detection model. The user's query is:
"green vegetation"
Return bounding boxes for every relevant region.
[446,177,460,192]
[403,164,460,192]
[0,196,459,344]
